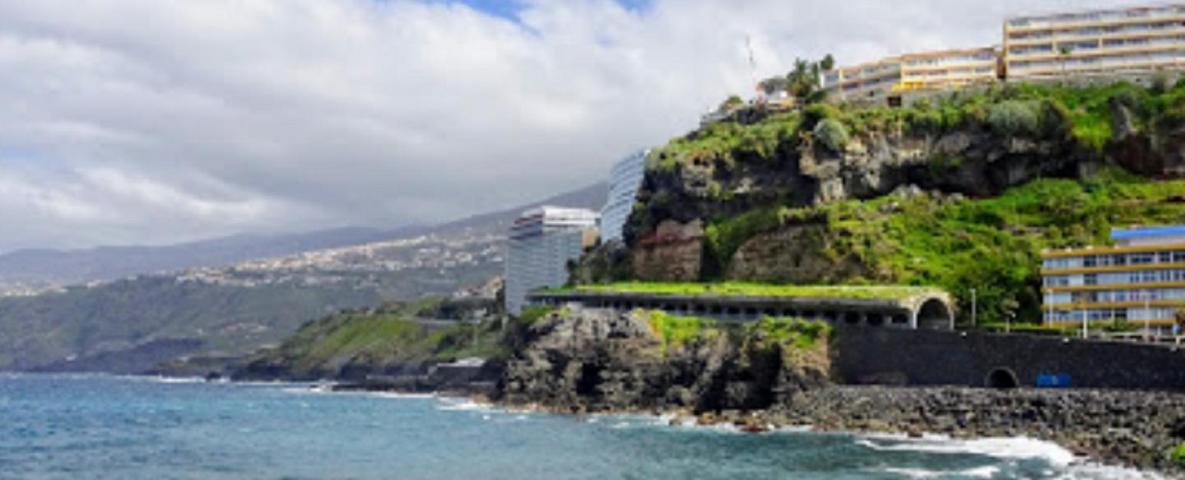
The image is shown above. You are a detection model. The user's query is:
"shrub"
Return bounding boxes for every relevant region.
[813,118,850,152]
[988,100,1044,137]
[1171,442,1185,468]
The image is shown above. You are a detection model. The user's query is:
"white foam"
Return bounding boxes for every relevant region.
[435,398,494,412]
[857,436,1076,467]
[877,465,999,479]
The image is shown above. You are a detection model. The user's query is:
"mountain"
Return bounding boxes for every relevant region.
[0,226,423,296]
[0,183,607,372]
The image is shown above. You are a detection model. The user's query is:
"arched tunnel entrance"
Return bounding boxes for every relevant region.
[916,298,953,330]
[985,368,1020,389]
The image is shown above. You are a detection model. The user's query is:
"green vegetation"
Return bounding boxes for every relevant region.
[813,118,850,152]
[1171,442,1185,468]
[252,300,508,377]
[642,311,830,357]
[518,305,557,325]
[559,282,942,301]
[645,311,719,352]
[748,317,831,350]
[782,172,1185,325]
[654,79,1185,173]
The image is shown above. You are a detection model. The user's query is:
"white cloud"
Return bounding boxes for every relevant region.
[0,0,1153,251]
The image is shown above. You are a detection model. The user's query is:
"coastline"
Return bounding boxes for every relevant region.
[491,384,1185,476]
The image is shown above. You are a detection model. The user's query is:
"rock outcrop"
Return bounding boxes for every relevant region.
[497,308,831,413]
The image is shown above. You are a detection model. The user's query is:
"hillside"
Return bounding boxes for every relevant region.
[0,227,417,296]
[581,81,1185,325]
[0,183,606,372]
[230,298,506,381]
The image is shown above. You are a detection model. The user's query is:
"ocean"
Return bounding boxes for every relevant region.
[0,374,1157,479]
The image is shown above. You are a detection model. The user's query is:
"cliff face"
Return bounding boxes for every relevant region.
[497,308,830,413]
[592,84,1185,323]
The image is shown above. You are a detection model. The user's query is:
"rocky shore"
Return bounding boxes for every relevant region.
[491,307,1185,474]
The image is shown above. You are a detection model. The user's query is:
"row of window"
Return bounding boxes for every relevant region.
[1043,250,1185,270]
[1044,269,1185,288]
[1043,307,1177,323]
[1013,49,1185,70]
[903,54,996,67]
[1010,21,1185,42]
[1049,288,1185,305]
[1010,35,1185,56]
[1009,8,1185,29]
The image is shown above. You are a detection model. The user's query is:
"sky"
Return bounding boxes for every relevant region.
[0,0,1153,252]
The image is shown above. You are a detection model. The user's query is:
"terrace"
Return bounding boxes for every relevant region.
[529,283,956,330]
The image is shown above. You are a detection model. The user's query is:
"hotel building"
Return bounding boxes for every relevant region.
[822,47,999,101]
[504,207,600,315]
[1041,226,1185,331]
[600,149,649,243]
[1004,4,1185,81]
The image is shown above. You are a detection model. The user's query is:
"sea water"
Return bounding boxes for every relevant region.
[0,374,1158,479]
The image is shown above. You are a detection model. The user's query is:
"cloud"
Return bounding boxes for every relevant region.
[0,0,1152,251]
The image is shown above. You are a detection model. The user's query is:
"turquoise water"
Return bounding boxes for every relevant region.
[0,374,1150,479]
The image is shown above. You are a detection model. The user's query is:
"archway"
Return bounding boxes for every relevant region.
[985,368,1020,389]
[916,298,953,330]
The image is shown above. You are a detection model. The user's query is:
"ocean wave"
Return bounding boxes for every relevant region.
[876,465,999,479]
[857,436,1161,479]
[855,436,1076,467]
[435,398,495,412]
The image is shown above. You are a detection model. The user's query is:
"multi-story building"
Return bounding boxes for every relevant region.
[1004,4,1185,81]
[822,47,998,101]
[600,149,649,244]
[1041,225,1185,332]
[822,57,904,102]
[504,207,599,315]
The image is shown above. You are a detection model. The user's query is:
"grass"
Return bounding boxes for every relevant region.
[748,317,831,350]
[559,282,942,301]
[793,171,1185,325]
[645,311,719,353]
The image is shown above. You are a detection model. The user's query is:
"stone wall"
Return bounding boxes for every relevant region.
[834,326,1185,391]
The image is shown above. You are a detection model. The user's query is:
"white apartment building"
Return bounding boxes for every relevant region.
[504,207,600,315]
[1005,4,1185,80]
[600,150,649,243]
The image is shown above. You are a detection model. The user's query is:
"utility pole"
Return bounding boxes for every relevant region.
[1081,304,1089,340]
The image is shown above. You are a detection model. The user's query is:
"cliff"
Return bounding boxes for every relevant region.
[497,307,831,414]
[578,82,1185,325]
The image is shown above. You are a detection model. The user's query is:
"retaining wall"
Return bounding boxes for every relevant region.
[834,326,1185,391]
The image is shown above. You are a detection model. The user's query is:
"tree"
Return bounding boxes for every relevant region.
[1176,308,1185,334]
[758,76,789,96]
[719,95,744,112]
[820,54,835,72]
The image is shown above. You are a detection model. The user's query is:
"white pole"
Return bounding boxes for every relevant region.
[1081,304,1088,339]
[971,288,977,329]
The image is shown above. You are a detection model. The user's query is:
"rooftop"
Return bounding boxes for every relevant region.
[1111,225,1185,240]
[545,282,946,302]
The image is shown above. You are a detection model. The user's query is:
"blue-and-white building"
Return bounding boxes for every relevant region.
[504,207,600,315]
[599,149,649,243]
[1041,225,1185,333]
